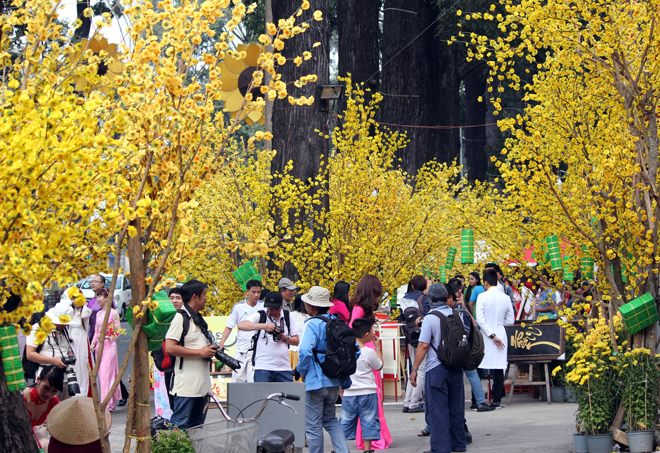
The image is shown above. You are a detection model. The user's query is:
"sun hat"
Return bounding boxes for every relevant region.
[301,286,334,308]
[46,302,75,326]
[47,397,112,445]
[427,283,448,304]
[278,278,298,291]
[264,291,283,309]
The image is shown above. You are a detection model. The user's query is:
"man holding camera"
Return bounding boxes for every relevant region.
[165,279,218,429]
[238,291,299,382]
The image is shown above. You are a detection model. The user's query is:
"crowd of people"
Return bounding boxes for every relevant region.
[16,262,590,452]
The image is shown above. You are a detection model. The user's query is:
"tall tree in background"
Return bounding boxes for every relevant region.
[380,0,460,178]
[338,0,380,92]
[271,0,330,280]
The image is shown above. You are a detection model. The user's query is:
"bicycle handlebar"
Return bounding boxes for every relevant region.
[208,391,301,422]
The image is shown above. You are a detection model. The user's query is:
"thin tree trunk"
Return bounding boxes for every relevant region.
[462,64,489,182]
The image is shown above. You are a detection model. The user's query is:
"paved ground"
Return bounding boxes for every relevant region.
[109,323,578,452]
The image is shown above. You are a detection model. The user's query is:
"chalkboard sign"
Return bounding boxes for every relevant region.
[505,321,565,362]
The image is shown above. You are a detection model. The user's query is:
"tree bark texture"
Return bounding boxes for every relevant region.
[462,64,489,182]
[270,0,330,280]
[0,358,38,453]
[380,0,460,178]
[338,0,380,91]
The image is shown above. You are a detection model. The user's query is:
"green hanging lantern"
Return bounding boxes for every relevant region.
[439,266,447,283]
[581,246,594,279]
[620,293,659,335]
[546,235,563,272]
[563,255,574,282]
[0,325,26,393]
[232,260,262,291]
[446,247,457,270]
[460,230,474,264]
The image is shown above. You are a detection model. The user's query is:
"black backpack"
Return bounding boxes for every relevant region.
[403,295,424,348]
[428,309,471,369]
[22,341,45,383]
[312,315,358,379]
[456,308,485,371]
[251,310,291,366]
[151,314,190,373]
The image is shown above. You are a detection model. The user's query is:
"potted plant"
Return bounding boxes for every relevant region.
[618,347,660,453]
[152,426,195,453]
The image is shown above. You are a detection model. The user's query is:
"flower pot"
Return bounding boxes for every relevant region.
[586,432,613,453]
[565,388,578,403]
[573,434,589,453]
[627,430,655,453]
[551,386,566,402]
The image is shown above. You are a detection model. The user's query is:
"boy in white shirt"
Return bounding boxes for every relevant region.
[340,318,383,453]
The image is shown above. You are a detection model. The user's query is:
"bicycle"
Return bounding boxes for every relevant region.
[187,391,300,453]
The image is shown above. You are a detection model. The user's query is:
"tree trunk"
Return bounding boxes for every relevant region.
[74,0,92,40]
[462,64,489,182]
[123,221,151,453]
[338,0,380,91]
[0,358,38,453]
[380,0,460,178]
[270,0,330,280]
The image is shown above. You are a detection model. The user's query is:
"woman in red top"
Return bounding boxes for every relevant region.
[330,280,351,323]
[23,365,64,451]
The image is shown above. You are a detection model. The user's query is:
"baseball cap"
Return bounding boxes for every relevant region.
[264,291,283,308]
[427,283,448,304]
[278,278,298,291]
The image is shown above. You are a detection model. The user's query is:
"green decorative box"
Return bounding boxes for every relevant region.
[0,325,26,392]
[127,292,178,351]
[461,230,474,264]
[546,235,563,271]
[232,260,262,291]
[620,293,659,335]
[439,266,447,283]
[563,255,573,282]
[446,247,457,270]
[581,246,594,279]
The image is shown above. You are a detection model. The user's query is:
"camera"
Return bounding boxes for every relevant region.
[202,330,242,371]
[61,356,80,396]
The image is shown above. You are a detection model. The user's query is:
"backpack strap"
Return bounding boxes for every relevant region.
[176,309,191,370]
[283,310,291,350]
[416,294,424,312]
[251,310,267,366]
[311,315,331,363]
[427,310,450,356]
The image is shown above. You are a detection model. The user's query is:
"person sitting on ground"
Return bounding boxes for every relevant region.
[238,291,299,382]
[47,397,111,452]
[340,318,383,453]
[23,365,64,451]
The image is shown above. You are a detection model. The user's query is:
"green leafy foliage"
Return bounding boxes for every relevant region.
[152,428,195,453]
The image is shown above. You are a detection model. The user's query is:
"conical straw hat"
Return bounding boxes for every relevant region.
[47,397,112,445]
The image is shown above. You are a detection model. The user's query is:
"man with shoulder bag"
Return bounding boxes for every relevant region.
[165,280,218,429]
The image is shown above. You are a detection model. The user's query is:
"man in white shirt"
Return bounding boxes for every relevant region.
[218,279,264,383]
[165,279,218,429]
[238,291,299,382]
[476,269,515,409]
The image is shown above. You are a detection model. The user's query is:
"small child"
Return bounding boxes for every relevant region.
[340,318,383,453]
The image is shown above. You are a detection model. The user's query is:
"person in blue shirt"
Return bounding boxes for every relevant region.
[466,272,485,316]
[296,286,356,453]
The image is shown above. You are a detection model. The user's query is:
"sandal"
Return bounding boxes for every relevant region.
[418,429,431,437]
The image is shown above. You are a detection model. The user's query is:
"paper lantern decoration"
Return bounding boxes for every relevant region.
[232,260,262,291]
[620,293,659,335]
[126,296,178,351]
[446,247,457,269]
[546,235,563,271]
[580,246,594,279]
[0,325,26,392]
[563,255,573,282]
[461,230,474,264]
[439,266,447,283]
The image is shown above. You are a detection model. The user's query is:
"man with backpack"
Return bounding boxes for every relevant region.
[410,283,471,453]
[475,269,515,410]
[296,286,358,453]
[401,275,431,413]
[238,291,298,382]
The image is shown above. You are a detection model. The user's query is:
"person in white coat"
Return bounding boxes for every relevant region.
[475,269,515,409]
[69,301,93,397]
